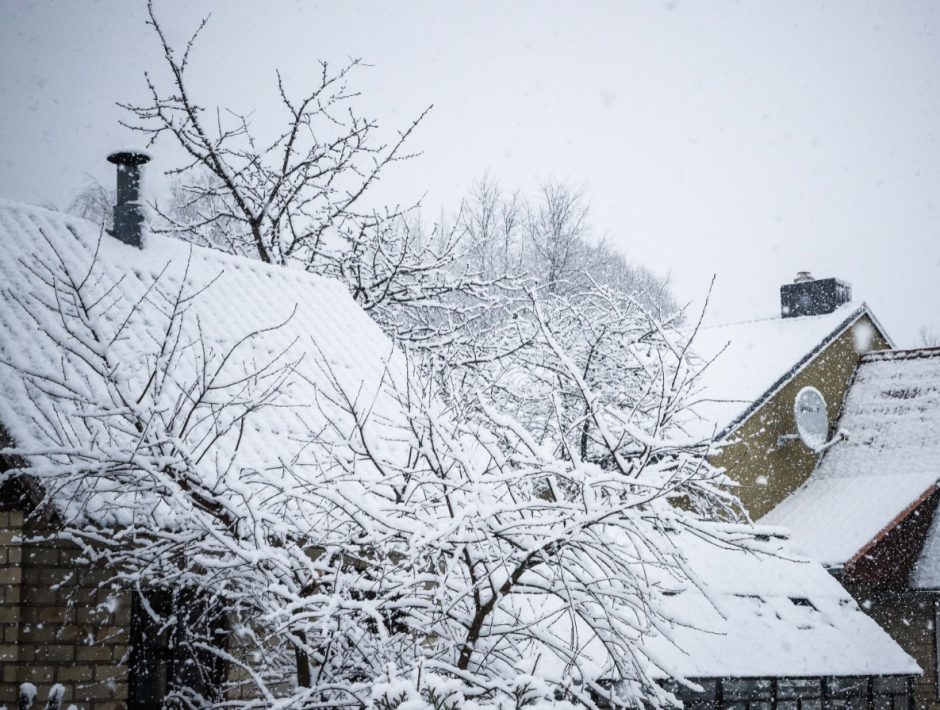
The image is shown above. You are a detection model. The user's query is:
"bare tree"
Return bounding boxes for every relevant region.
[117,3,501,345]
[122,2,428,266]
[298,305,736,708]
[0,235,321,705]
[458,175,527,282]
[440,179,682,444]
[66,175,114,230]
[455,178,676,318]
[919,326,940,348]
[527,181,591,291]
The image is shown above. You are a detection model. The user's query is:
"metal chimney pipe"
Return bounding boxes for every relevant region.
[107,150,151,248]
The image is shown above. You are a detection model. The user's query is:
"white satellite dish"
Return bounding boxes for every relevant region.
[794,386,828,451]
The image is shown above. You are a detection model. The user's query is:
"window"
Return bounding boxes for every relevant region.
[659,676,911,710]
[128,589,227,709]
[723,678,773,709]
[827,676,868,708]
[775,679,820,709]
[790,597,817,610]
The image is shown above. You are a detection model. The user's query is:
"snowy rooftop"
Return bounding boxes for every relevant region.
[0,199,918,681]
[0,199,409,529]
[686,303,884,440]
[521,523,919,682]
[764,348,940,567]
[641,525,918,679]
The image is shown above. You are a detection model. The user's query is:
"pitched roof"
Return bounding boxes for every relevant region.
[532,523,919,681]
[0,199,918,680]
[0,198,408,528]
[686,303,890,440]
[641,525,919,678]
[763,348,940,566]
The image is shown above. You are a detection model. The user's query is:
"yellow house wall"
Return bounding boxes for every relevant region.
[710,314,890,520]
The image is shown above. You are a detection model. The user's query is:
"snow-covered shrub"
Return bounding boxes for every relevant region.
[368,668,578,710]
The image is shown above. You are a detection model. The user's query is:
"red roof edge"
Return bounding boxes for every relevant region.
[846,484,940,569]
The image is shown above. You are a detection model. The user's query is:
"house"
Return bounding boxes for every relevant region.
[0,155,922,708]
[685,278,940,706]
[763,347,940,708]
[688,273,893,518]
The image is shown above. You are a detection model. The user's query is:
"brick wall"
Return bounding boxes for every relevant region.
[0,508,132,710]
[847,587,940,709]
[0,510,25,708]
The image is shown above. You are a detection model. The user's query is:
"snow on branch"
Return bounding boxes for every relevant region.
[1,223,744,708]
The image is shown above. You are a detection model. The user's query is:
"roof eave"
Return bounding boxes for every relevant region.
[845,483,939,570]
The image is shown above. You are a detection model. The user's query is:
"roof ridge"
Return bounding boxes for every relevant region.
[0,196,344,294]
[700,303,864,331]
[861,346,940,362]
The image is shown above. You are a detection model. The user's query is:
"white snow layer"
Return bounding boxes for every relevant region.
[764,348,940,567]
[0,198,409,529]
[0,200,919,680]
[686,304,881,441]
[639,526,919,678]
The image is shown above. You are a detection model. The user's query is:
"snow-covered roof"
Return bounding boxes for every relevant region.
[0,198,408,527]
[686,303,888,440]
[529,523,918,683]
[0,199,918,682]
[641,525,919,679]
[763,348,940,567]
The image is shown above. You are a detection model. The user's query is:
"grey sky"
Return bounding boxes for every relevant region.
[1,1,938,345]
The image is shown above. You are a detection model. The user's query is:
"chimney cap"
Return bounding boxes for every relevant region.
[107,150,151,166]
[794,271,814,283]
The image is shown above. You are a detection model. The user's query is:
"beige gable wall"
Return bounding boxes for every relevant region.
[710,314,890,519]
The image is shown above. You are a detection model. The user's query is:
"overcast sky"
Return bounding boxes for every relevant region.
[1,1,938,345]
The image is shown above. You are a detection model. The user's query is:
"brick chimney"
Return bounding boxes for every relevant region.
[780,272,852,318]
